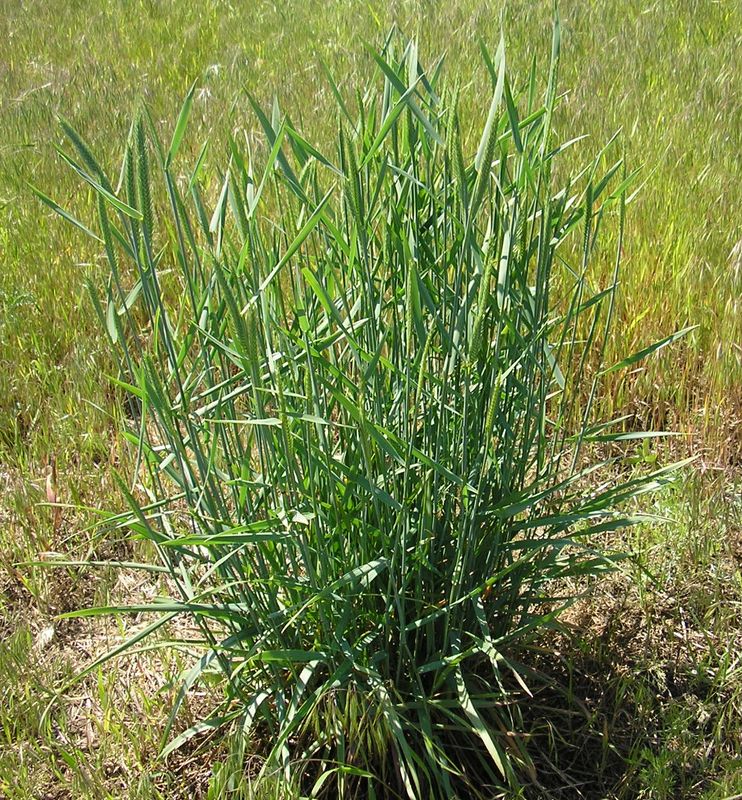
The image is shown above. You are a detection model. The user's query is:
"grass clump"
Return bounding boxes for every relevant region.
[52,21,689,798]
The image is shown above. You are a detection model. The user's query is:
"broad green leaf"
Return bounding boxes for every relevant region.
[166,80,197,168]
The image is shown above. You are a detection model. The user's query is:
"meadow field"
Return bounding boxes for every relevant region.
[0,0,740,797]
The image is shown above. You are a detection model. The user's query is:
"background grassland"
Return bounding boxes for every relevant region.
[0,0,740,798]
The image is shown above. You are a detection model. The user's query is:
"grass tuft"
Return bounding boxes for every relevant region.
[52,22,697,798]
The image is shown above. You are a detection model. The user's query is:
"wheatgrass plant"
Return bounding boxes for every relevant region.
[51,21,691,799]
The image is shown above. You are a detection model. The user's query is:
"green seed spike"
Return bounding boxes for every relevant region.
[469,248,496,367]
[123,138,141,250]
[59,115,114,191]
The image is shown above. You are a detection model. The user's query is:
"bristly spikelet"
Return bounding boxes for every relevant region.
[303,360,314,409]
[469,114,499,225]
[454,125,468,210]
[59,117,109,188]
[469,251,495,366]
[342,126,363,228]
[445,96,468,212]
[123,140,141,250]
[511,203,527,265]
[444,83,460,162]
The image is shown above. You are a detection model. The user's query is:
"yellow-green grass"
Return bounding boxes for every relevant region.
[1,0,740,797]
[1,0,739,472]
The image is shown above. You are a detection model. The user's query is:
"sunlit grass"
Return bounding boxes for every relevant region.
[1,0,739,473]
[43,18,704,796]
[1,1,740,798]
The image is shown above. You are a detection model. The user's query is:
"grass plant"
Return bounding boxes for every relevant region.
[48,21,696,797]
[1,1,740,798]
